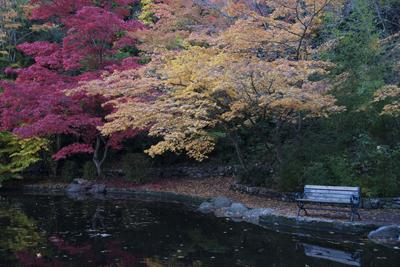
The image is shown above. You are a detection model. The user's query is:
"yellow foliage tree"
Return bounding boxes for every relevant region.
[0,0,32,64]
[75,0,344,169]
[374,85,400,117]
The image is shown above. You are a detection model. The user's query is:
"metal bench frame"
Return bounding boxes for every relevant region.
[296,185,361,221]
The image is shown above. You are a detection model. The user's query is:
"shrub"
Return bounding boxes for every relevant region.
[83,161,97,180]
[236,165,274,187]
[121,153,152,184]
[60,160,79,182]
[303,162,330,185]
[278,160,304,192]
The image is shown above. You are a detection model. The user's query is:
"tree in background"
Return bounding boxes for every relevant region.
[78,0,344,177]
[0,132,48,186]
[0,0,143,177]
[0,0,35,73]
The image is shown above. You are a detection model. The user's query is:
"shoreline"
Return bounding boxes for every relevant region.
[9,180,394,243]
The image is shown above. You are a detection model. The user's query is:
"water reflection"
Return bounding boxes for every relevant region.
[0,194,399,267]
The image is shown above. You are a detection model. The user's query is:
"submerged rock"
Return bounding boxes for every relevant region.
[368,225,400,247]
[211,196,232,208]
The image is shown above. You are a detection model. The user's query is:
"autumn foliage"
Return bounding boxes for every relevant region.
[1,0,400,193]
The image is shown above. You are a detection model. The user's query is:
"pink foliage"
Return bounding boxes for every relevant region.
[52,143,95,160]
[62,7,126,70]
[30,0,139,20]
[0,0,145,161]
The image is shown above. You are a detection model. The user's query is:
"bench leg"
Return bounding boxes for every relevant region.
[350,205,361,221]
[297,201,308,217]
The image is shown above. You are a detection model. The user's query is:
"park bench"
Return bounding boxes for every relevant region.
[296,185,361,221]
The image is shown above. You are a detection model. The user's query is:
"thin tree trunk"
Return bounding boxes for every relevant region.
[229,133,248,172]
[274,121,283,164]
[373,0,387,34]
[92,136,108,178]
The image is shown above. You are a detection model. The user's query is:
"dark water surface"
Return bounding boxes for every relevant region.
[0,193,399,267]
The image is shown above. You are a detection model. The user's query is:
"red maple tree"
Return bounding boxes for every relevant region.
[0,0,143,177]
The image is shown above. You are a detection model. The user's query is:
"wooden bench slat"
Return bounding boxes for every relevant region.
[297,198,352,204]
[305,185,360,191]
[304,193,357,199]
[304,189,359,194]
[304,191,358,196]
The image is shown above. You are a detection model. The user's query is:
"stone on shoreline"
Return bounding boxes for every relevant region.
[198,196,274,226]
[66,179,106,195]
[243,208,274,224]
[211,196,232,208]
[368,225,400,247]
[198,201,214,213]
[227,203,248,218]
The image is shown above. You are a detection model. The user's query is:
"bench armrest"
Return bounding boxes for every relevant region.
[295,192,304,200]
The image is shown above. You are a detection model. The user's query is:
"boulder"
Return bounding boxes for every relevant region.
[214,207,230,218]
[368,225,400,247]
[66,183,82,193]
[198,201,214,213]
[66,179,106,195]
[226,203,249,219]
[211,196,232,208]
[66,179,89,193]
[229,203,248,214]
[88,184,106,194]
[242,208,274,225]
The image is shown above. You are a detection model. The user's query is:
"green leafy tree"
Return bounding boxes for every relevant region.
[0,132,48,185]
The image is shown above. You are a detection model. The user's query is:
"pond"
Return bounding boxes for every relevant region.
[0,193,399,267]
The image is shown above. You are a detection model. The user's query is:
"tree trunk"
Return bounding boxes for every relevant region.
[229,133,248,172]
[92,136,108,178]
[274,122,283,164]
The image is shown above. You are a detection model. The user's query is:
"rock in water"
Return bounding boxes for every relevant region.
[66,179,88,193]
[66,179,106,195]
[368,225,400,247]
[88,184,106,194]
[198,201,214,213]
[211,196,232,208]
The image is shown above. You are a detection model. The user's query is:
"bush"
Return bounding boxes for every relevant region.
[121,153,152,184]
[236,165,274,187]
[303,162,330,185]
[278,160,305,192]
[60,160,79,182]
[83,161,97,180]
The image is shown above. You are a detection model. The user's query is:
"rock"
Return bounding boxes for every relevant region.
[198,201,214,213]
[211,196,232,208]
[243,208,274,225]
[66,178,90,192]
[66,179,106,195]
[363,198,381,209]
[229,203,248,214]
[212,202,249,220]
[66,183,81,193]
[213,207,230,218]
[368,225,400,247]
[88,184,106,194]
[225,203,249,219]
